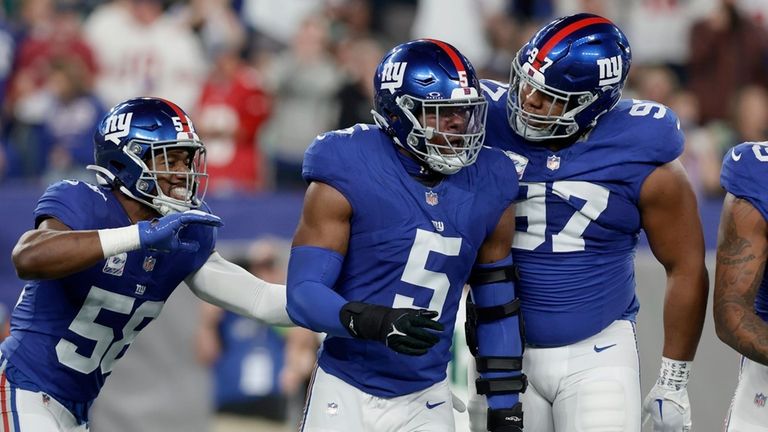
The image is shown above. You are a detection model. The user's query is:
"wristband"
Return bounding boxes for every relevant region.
[656,356,691,391]
[98,225,141,257]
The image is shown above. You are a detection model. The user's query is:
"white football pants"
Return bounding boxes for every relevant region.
[300,365,455,432]
[469,319,641,432]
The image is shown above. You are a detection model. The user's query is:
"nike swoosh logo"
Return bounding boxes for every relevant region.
[593,343,617,353]
[656,398,664,420]
[425,401,445,409]
[732,150,742,161]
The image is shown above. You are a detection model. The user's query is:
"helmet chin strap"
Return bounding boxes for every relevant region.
[86,164,190,215]
[152,197,189,216]
[515,116,553,139]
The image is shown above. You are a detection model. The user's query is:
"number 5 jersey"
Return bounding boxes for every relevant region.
[302,124,519,397]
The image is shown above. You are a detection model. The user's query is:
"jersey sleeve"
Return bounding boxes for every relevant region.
[480,79,512,147]
[624,100,685,165]
[475,148,519,237]
[33,181,109,230]
[721,142,768,220]
[302,129,360,205]
[489,148,520,208]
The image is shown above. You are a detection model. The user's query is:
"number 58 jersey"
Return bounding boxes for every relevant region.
[482,80,684,347]
[0,180,215,405]
[303,124,518,397]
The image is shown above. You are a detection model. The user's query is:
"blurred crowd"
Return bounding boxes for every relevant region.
[0,0,765,199]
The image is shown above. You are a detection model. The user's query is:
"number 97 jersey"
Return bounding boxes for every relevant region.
[481,79,684,347]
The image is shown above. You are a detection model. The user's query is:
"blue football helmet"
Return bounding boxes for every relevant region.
[88,97,208,215]
[508,13,631,141]
[371,39,487,175]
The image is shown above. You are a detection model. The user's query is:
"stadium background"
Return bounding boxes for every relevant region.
[0,0,766,430]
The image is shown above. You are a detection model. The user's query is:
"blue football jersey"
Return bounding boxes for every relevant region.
[303,124,518,397]
[0,180,216,405]
[721,142,768,321]
[481,80,684,346]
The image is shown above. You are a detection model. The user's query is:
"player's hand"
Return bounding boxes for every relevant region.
[339,302,444,356]
[642,384,692,432]
[385,309,444,355]
[138,210,223,253]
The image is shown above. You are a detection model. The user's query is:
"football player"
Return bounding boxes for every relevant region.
[2,97,292,431]
[468,13,709,432]
[286,39,526,432]
[715,141,768,431]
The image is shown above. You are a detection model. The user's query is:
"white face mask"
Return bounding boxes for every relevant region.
[515,115,554,139]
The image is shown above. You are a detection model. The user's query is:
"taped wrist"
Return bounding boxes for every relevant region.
[656,356,691,391]
[339,302,393,341]
[98,225,141,257]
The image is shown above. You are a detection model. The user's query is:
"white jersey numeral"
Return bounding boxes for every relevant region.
[393,229,462,319]
[55,286,164,374]
[513,182,547,250]
[514,181,610,252]
[480,81,508,102]
[629,99,666,119]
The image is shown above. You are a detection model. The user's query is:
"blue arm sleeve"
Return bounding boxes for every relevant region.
[470,254,523,410]
[286,245,352,338]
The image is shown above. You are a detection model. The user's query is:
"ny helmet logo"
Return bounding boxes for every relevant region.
[104,112,133,145]
[381,61,407,93]
[596,55,622,86]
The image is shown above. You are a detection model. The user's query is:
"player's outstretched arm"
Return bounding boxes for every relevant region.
[12,210,222,280]
[185,251,293,326]
[467,205,525,432]
[286,181,443,355]
[714,194,768,364]
[639,159,708,432]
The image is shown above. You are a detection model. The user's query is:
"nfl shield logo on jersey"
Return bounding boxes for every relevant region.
[142,256,156,272]
[326,402,339,416]
[755,393,767,407]
[425,190,439,206]
[546,155,561,171]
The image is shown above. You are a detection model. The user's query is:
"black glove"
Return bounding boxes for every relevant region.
[488,403,523,432]
[339,302,444,356]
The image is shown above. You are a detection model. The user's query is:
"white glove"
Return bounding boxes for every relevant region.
[642,357,692,432]
[642,385,691,431]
